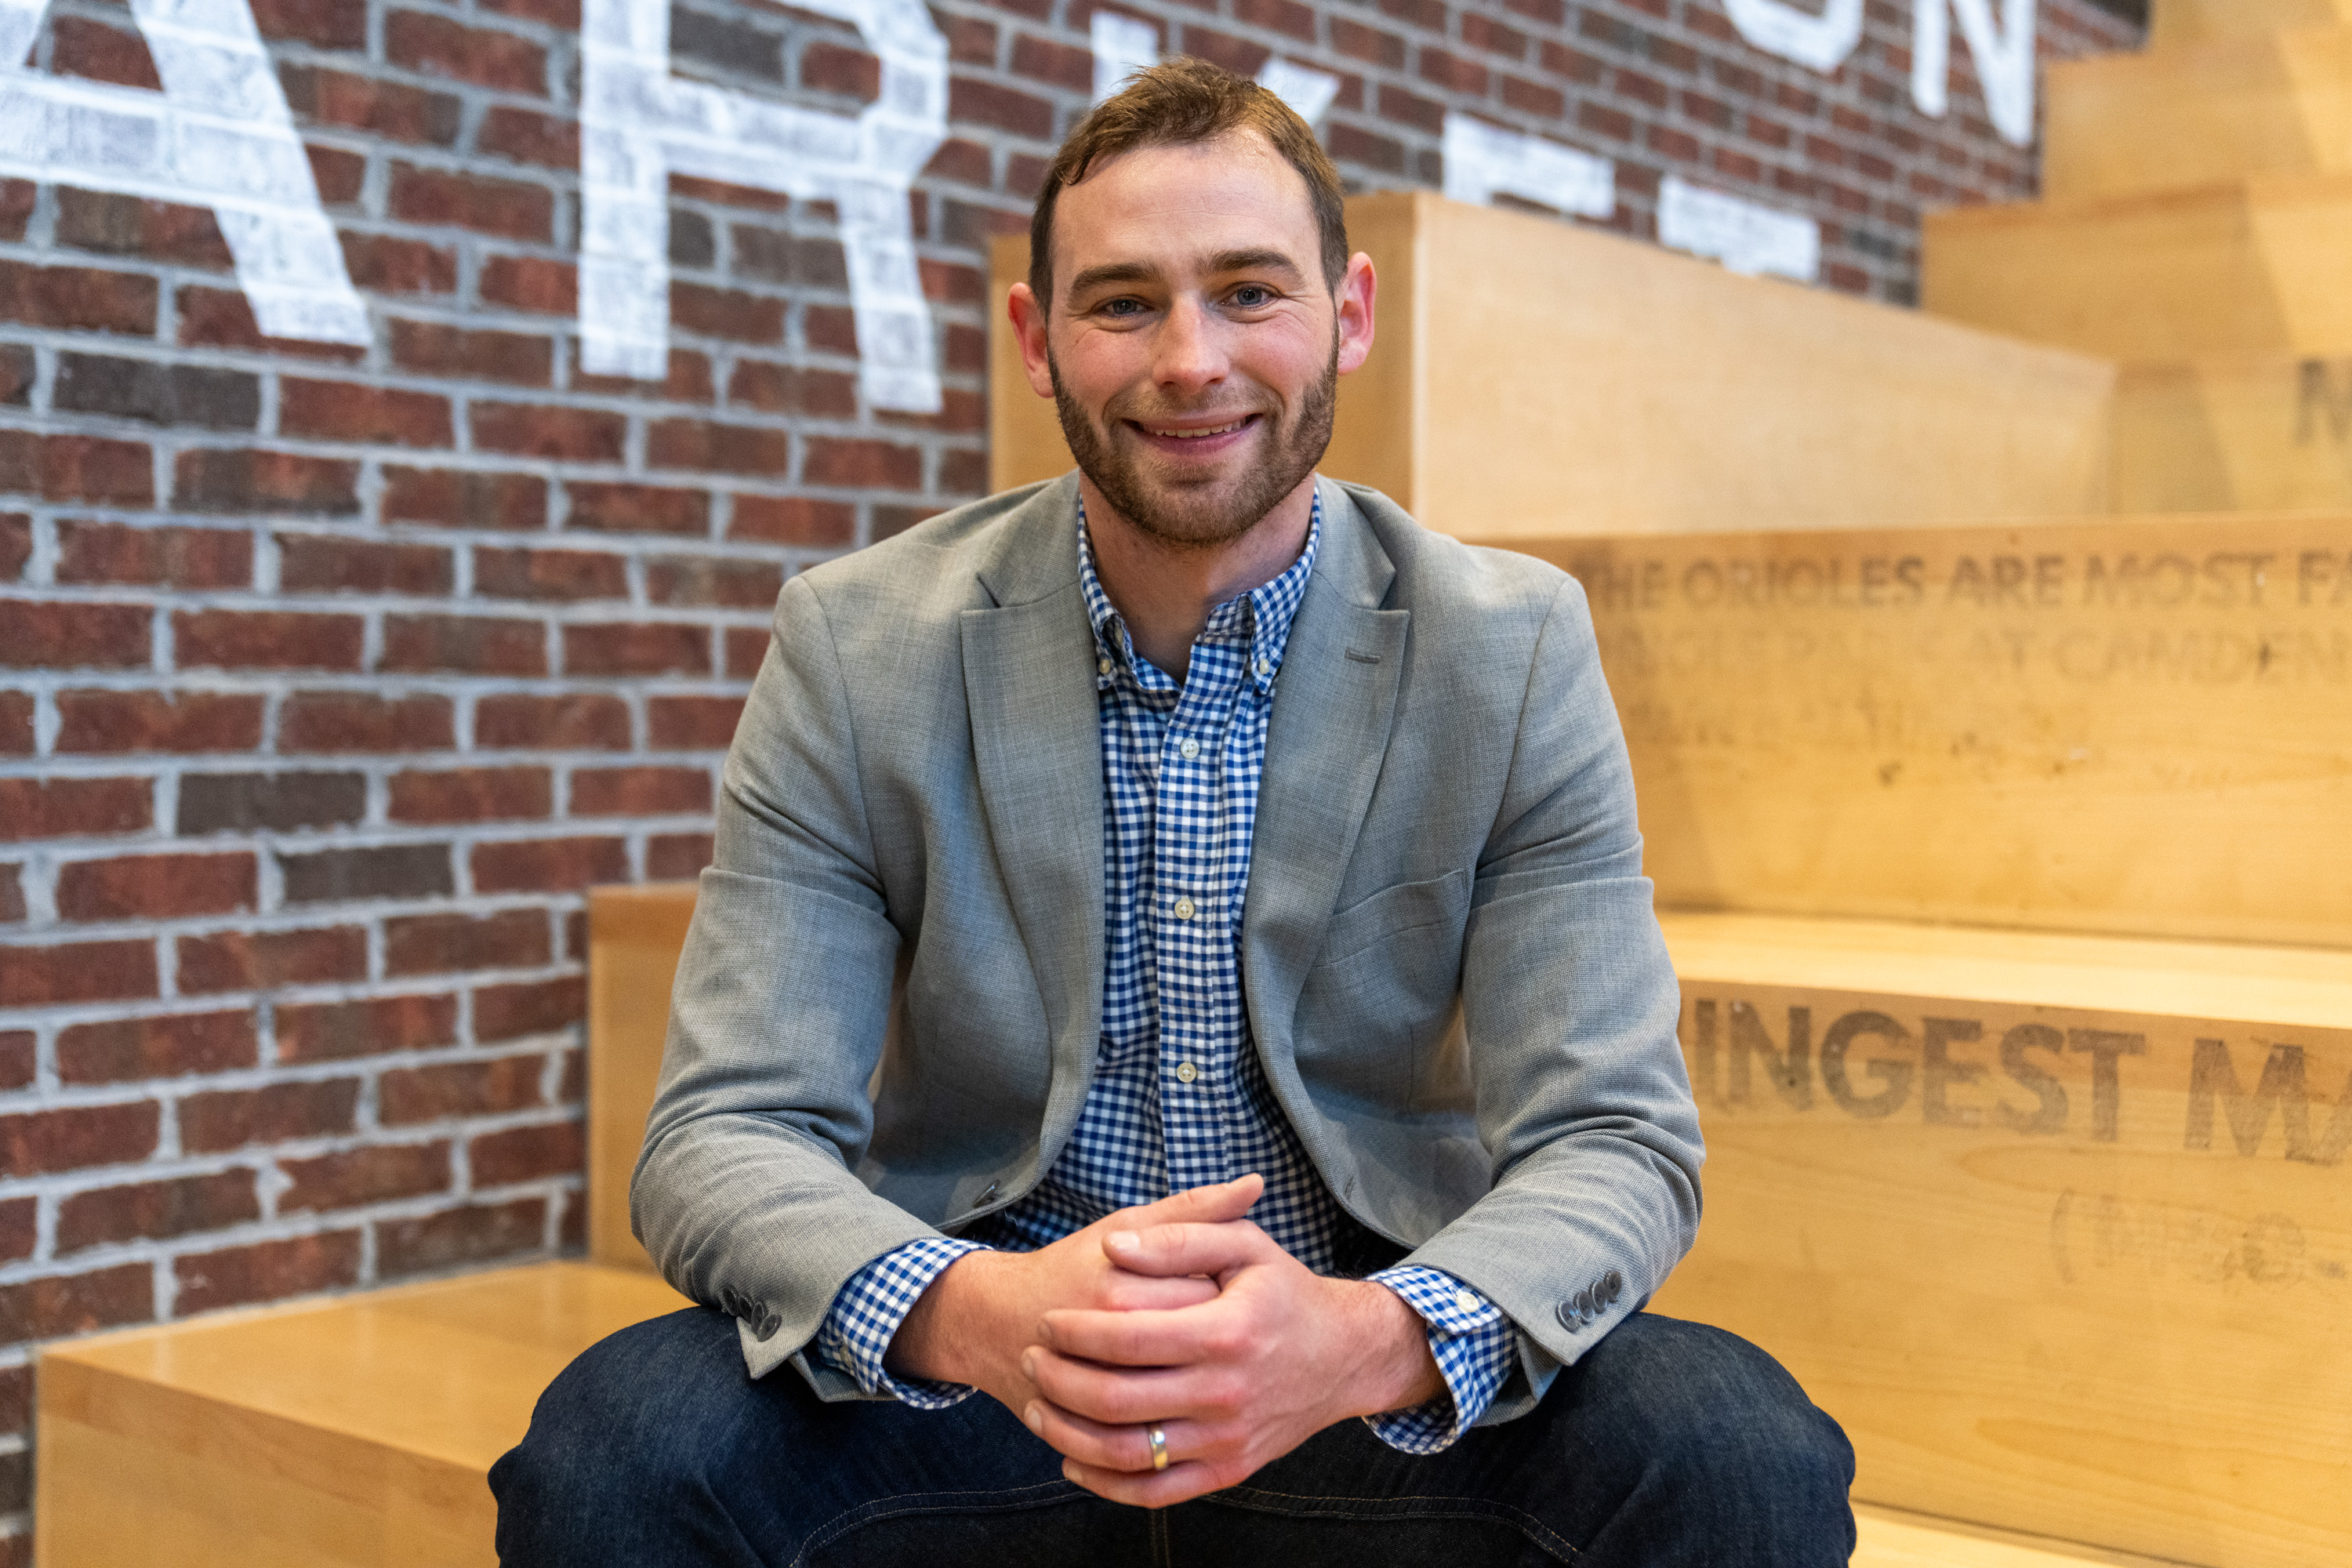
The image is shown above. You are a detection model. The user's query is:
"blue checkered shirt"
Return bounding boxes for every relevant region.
[811,495,1518,1453]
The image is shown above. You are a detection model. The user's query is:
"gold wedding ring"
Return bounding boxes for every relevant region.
[1147,1425,1170,1472]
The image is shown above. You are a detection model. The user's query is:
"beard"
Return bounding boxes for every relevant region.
[1051,339,1339,552]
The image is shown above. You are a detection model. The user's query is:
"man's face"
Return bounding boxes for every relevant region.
[1014,132,1374,550]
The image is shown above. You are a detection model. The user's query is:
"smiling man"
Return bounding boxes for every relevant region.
[492,59,1855,1566]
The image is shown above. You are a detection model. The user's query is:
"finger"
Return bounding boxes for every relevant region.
[1039,1303,1222,1369]
[1022,1399,1225,1477]
[1100,1217,1273,1282]
[1095,1269,1219,1313]
[1114,1174,1264,1236]
[1061,1455,1232,1510]
[1022,1345,1225,1427]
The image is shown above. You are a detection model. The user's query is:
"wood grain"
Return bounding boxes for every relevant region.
[586,882,697,1272]
[2152,0,2352,47]
[1501,514,2352,947]
[35,1263,688,1568]
[1656,913,2352,1567]
[2112,354,2352,515]
[993,191,2114,537]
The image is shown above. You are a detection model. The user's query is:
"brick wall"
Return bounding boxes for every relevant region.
[0,0,2136,1550]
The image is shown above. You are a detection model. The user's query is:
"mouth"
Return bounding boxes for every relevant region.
[1125,413,1263,458]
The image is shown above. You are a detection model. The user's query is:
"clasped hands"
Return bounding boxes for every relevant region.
[884,1174,1445,1508]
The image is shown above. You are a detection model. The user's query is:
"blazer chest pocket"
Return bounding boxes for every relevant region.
[1295,869,1473,1107]
[1312,868,1473,974]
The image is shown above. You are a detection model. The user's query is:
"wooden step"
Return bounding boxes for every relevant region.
[1924,174,2352,361]
[584,882,696,1272]
[2152,0,2352,48]
[1654,911,2352,1568]
[1499,513,2352,949]
[2112,353,2352,514]
[35,1262,688,1568]
[996,190,2115,539]
[1854,1504,2190,1568]
[2045,26,2352,198]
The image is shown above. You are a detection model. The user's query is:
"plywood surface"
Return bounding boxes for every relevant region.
[995,191,2114,537]
[1925,174,2352,360]
[2152,0,2352,47]
[36,1262,688,1567]
[1656,919,2352,1566]
[586,882,696,1272]
[2112,353,2352,514]
[1502,514,2352,947]
[2045,26,2352,198]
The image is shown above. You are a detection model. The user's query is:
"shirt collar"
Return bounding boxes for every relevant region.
[1077,488,1322,695]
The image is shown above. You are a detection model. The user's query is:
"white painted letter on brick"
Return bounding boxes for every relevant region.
[580,0,948,412]
[1912,0,2038,147]
[1721,0,1864,74]
[0,0,369,344]
[1658,176,1820,282]
[1255,58,1341,127]
[1440,114,1614,222]
[1090,11,1160,104]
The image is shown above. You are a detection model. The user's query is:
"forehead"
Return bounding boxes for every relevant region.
[1051,130,1319,281]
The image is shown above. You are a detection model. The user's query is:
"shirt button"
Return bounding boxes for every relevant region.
[1172,896,1196,920]
[1255,659,1271,677]
[1178,738,1200,760]
[1175,1062,1199,1084]
[1453,1288,1479,1314]
[1097,657,1112,676]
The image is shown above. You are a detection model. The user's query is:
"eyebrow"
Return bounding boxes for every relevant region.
[1064,248,1311,299]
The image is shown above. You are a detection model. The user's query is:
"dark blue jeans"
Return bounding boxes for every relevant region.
[492,1306,1854,1566]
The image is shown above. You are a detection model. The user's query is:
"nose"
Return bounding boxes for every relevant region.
[1152,294,1229,400]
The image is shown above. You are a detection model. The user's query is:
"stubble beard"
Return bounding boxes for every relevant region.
[1051,338,1339,553]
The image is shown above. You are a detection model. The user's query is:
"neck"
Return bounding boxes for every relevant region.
[1081,473,1316,681]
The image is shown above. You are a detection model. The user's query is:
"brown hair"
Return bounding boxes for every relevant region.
[1029,56,1348,308]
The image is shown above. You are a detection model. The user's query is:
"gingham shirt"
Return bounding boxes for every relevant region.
[811,495,1517,1453]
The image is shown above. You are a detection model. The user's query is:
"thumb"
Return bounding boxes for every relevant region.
[1113,1174,1263,1240]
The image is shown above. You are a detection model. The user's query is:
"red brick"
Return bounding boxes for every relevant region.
[801,38,882,96]
[477,106,580,169]
[0,1032,31,1092]
[485,0,577,24]
[474,693,629,750]
[390,318,551,385]
[1007,31,1087,90]
[381,1054,549,1123]
[278,842,453,904]
[647,832,714,879]
[176,285,365,360]
[280,379,454,447]
[57,521,251,589]
[648,694,745,749]
[646,419,789,476]
[938,448,987,495]
[1177,26,1268,76]
[0,1262,152,1342]
[472,402,626,461]
[731,229,848,289]
[646,554,783,608]
[479,255,576,314]
[0,260,158,334]
[924,137,992,187]
[172,608,361,672]
[251,0,366,46]
[731,495,853,546]
[916,260,985,307]
[1502,74,1566,118]
[949,77,1053,136]
[0,776,150,841]
[473,545,628,601]
[564,481,708,535]
[873,503,943,539]
[0,1198,31,1263]
[340,233,457,296]
[0,862,20,923]
[668,282,784,343]
[174,449,360,516]
[572,349,713,402]
[470,1119,583,1185]
[278,993,459,1064]
[54,188,231,269]
[178,925,368,993]
[57,851,256,921]
[56,690,263,753]
[279,691,453,752]
[278,534,453,596]
[386,908,550,976]
[58,1010,256,1083]
[0,180,28,242]
[725,361,855,418]
[0,430,155,505]
[557,1045,586,1102]
[58,1171,260,1253]
[1331,16,1406,67]
[1377,82,1446,134]
[382,613,547,676]
[666,174,789,211]
[0,1102,159,1175]
[175,1230,364,1315]
[279,64,461,144]
[804,437,922,490]
[725,626,768,677]
[475,975,584,1042]
[0,513,26,578]
[472,837,628,894]
[561,621,709,677]
[0,938,158,1006]
[390,165,553,241]
[570,765,710,816]
[382,465,546,528]
[0,691,27,756]
[389,765,551,823]
[0,600,148,670]
[378,1197,546,1277]
[281,1141,451,1211]
[180,1078,360,1152]
[1235,0,1316,40]
[386,9,546,93]
[1421,46,1490,93]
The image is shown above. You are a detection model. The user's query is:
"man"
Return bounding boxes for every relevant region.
[495,58,1853,1564]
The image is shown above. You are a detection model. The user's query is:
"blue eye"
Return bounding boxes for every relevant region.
[1231,285,1272,308]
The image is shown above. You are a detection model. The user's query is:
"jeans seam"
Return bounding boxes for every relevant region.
[786,1481,1086,1568]
[1206,1485,1585,1563]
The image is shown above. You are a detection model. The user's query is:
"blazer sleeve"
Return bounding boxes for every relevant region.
[1401,572,1704,1417]
[630,572,942,1392]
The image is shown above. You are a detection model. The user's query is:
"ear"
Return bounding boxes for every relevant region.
[1333,252,1377,377]
[1007,282,1057,399]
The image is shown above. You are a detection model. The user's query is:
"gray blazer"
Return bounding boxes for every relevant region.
[633,473,1702,1422]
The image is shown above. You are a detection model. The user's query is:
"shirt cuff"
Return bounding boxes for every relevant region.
[1362,1265,1519,1454]
[812,1236,991,1408]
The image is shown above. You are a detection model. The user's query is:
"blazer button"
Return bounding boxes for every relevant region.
[755,1311,782,1342]
[1556,1300,1584,1332]
[1602,1269,1624,1303]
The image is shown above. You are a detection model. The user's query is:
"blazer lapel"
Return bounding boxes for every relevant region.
[960,477,1108,1136]
[1243,477,1410,1040]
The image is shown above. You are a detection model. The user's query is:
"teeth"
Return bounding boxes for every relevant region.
[1149,420,1247,439]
